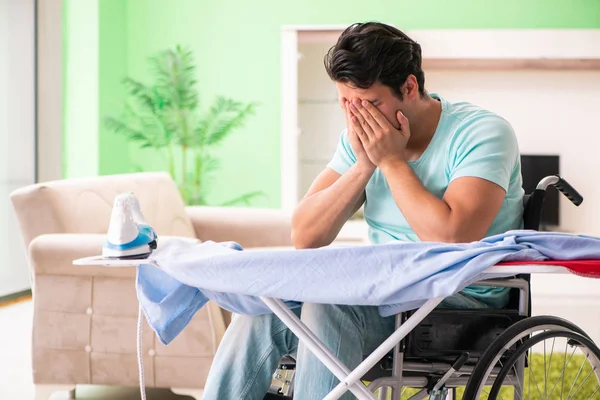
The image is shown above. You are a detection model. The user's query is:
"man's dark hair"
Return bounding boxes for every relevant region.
[324,22,425,99]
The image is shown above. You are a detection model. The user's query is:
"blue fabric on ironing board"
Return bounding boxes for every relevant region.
[136,230,600,345]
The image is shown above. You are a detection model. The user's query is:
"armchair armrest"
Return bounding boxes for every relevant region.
[185,206,293,248]
[29,233,124,277]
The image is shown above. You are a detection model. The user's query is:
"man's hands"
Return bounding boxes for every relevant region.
[340,97,376,172]
[347,98,410,169]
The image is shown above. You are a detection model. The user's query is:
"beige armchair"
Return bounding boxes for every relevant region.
[10,172,293,400]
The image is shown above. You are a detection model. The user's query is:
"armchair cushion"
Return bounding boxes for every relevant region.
[186,206,293,249]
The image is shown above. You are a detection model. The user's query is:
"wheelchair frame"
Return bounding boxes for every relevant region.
[266,175,590,400]
[364,276,530,400]
[264,279,527,400]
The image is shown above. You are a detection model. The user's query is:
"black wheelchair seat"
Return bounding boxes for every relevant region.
[361,308,525,382]
[403,308,525,362]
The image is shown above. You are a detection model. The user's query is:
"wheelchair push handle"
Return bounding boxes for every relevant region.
[536,175,584,206]
[555,177,584,206]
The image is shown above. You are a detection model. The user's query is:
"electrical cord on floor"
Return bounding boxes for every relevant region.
[138,304,147,400]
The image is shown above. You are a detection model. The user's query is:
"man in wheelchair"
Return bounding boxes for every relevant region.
[202,22,526,399]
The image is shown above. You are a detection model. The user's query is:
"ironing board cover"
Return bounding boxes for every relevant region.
[127,230,600,345]
[498,259,600,278]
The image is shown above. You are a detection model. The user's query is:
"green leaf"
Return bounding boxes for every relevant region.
[149,46,199,111]
[104,117,155,147]
[193,97,257,147]
[122,78,160,114]
[201,154,220,174]
[206,102,257,146]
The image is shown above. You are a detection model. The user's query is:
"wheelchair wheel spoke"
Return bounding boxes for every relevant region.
[528,350,532,400]
[545,337,556,393]
[561,341,573,400]
[565,349,589,399]
[585,384,600,400]
[544,336,547,398]
[499,363,524,400]
[511,365,524,400]
[566,364,597,400]
[480,388,510,400]
[546,345,577,399]
[528,349,545,400]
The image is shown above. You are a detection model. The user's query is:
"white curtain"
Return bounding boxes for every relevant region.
[0,0,35,297]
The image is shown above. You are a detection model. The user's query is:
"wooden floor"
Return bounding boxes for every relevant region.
[0,291,32,309]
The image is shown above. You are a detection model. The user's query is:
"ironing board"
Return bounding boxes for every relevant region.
[72,255,600,400]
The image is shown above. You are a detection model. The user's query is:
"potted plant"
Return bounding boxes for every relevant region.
[105,45,262,206]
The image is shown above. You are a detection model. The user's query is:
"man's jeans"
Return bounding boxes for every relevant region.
[202,293,487,400]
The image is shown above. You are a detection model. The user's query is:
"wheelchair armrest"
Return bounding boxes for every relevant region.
[472,277,529,289]
[472,277,530,316]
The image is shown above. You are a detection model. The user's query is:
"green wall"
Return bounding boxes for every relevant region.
[63,0,99,178]
[63,0,600,206]
[98,0,131,176]
[63,0,130,177]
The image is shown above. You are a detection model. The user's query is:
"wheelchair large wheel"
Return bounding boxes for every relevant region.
[483,330,600,399]
[464,315,597,399]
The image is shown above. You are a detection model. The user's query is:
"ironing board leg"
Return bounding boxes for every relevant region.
[325,298,445,400]
[262,298,355,374]
[259,297,377,400]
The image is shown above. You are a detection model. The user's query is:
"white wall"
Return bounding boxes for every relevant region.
[0,0,36,296]
[426,70,600,237]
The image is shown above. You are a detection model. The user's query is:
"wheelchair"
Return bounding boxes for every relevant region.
[266,175,600,399]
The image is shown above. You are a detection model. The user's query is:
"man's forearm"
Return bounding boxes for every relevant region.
[291,164,373,248]
[379,159,456,242]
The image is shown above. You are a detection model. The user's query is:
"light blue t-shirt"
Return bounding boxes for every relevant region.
[327,93,524,308]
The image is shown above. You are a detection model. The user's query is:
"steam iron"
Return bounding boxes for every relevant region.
[102,193,158,259]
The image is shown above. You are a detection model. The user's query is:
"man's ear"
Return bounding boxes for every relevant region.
[401,75,419,100]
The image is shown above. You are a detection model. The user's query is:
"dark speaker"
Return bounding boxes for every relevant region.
[520,155,559,228]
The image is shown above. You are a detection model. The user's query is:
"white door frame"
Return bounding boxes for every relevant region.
[36,0,63,182]
[280,25,350,213]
